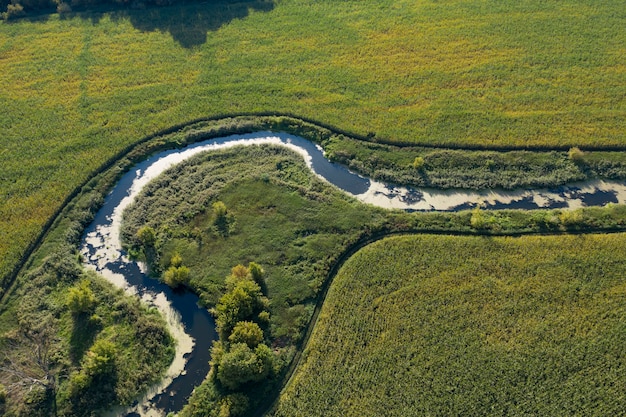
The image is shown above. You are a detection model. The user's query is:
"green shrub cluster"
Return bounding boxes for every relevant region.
[181,264,279,417]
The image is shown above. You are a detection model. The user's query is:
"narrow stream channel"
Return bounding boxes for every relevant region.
[80,132,626,416]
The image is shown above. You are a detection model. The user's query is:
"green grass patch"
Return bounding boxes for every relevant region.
[272,233,626,416]
[120,144,391,341]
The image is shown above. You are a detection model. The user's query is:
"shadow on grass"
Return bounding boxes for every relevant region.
[6,0,274,47]
[69,314,101,364]
[125,0,275,48]
[55,0,275,48]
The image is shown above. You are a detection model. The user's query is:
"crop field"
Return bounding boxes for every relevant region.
[1,0,625,414]
[1,0,626,291]
[272,233,626,416]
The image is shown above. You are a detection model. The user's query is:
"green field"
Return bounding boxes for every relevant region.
[2,0,626,292]
[272,234,626,416]
[1,0,626,415]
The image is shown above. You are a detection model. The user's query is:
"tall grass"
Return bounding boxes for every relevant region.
[272,234,626,416]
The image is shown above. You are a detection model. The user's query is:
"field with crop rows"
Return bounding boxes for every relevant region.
[272,234,626,416]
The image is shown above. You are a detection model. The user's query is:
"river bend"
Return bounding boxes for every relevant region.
[80,132,626,416]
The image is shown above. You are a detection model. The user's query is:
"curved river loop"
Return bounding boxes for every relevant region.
[80,132,626,416]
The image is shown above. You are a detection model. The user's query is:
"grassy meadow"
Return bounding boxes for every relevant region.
[272,234,626,416]
[1,0,626,291]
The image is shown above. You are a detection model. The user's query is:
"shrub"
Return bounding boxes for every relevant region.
[228,321,264,349]
[67,279,96,314]
[217,393,249,417]
[412,156,425,170]
[216,343,273,390]
[213,201,235,236]
[568,147,585,164]
[558,209,584,226]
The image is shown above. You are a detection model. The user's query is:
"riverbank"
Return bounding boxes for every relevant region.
[3,121,626,415]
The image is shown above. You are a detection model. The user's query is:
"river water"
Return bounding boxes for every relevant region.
[80,132,626,416]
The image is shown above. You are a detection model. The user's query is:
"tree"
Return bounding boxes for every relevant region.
[225,263,266,293]
[67,279,96,314]
[163,265,190,288]
[247,262,265,291]
[213,201,234,236]
[214,280,263,339]
[216,343,273,390]
[137,225,156,246]
[228,322,264,349]
[82,339,116,377]
[163,252,190,288]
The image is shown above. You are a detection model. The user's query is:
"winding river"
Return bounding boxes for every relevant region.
[80,132,626,416]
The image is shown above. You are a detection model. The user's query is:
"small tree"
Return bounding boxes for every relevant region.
[137,225,156,246]
[67,279,96,315]
[163,265,190,288]
[248,262,265,289]
[470,206,486,229]
[228,321,264,349]
[163,253,190,288]
[216,343,272,390]
[82,339,117,377]
[213,201,235,236]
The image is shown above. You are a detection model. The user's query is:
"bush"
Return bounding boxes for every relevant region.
[568,147,585,164]
[213,201,235,236]
[67,279,96,314]
[228,321,264,349]
[412,156,425,169]
[2,2,25,19]
[217,343,273,390]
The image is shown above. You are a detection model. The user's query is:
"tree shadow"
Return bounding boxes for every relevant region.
[7,0,274,48]
[69,314,101,364]
[115,0,275,48]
